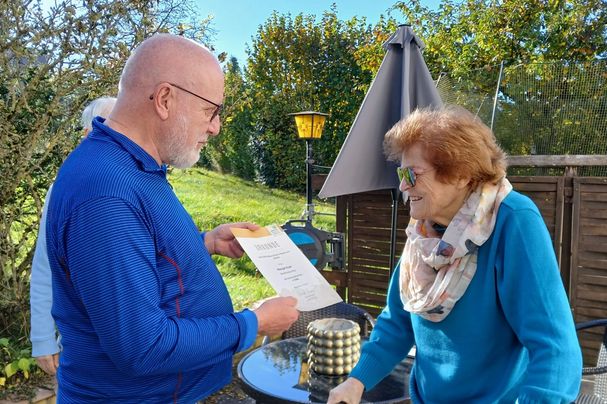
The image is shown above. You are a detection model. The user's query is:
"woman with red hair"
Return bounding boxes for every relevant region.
[328,106,582,404]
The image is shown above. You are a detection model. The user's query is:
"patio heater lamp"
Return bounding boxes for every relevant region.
[289,111,328,222]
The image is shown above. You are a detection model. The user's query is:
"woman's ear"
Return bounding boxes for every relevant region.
[456,176,472,190]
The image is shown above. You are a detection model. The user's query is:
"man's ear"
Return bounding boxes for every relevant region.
[150,85,171,121]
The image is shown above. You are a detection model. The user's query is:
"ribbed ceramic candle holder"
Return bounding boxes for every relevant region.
[306,318,361,375]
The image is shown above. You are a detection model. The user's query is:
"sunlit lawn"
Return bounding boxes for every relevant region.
[169,168,335,310]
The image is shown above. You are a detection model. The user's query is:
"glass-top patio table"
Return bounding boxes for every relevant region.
[237,336,413,404]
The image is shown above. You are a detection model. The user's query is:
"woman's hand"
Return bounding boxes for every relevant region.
[35,353,59,375]
[327,377,365,404]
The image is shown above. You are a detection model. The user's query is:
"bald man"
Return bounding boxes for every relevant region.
[46,34,299,403]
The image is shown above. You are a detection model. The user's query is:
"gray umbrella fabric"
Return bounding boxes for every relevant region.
[319,25,443,199]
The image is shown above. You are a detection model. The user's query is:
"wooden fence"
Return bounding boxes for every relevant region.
[319,155,607,366]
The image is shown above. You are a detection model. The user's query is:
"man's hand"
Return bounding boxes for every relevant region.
[205,222,259,258]
[253,296,299,336]
[35,353,59,375]
[327,377,365,404]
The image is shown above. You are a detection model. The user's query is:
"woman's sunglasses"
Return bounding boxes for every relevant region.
[396,166,417,187]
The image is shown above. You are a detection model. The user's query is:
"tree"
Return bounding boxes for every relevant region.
[393,0,607,160]
[203,56,256,180]
[224,7,396,190]
[394,0,606,80]
[0,0,213,350]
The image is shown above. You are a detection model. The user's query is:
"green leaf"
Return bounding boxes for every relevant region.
[18,358,31,372]
[0,338,9,347]
[5,362,17,378]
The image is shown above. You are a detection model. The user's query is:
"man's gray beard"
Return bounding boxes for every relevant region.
[165,115,200,169]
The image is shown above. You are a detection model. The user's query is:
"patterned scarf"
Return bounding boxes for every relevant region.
[399,177,513,322]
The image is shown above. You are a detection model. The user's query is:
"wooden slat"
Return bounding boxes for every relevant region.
[350,247,391,258]
[350,291,387,303]
[578,178,607,188]
[580,192,607,202]
[351,259,390,269]
[350,266,390,276]
[351,238,395,250]
[575,297,607,309]
[578,275,607,287]
[580,234,607,243]
[509,176,560,183]
[580,220,607,232]
[350,294,387,307]
[577,259,607,270]
[577,225,607,236]
[510,183,558,192]
[579,199,607,211]
[507,155,607,166]
[349,271,390,283]
[351,201,398,210]
[352,218,396,228]
[352,261,391,270]
[349,227,398,239]
[579,209,607,219]
[351,264,390,274]
[576,307,607,318]
[351,279,390,293]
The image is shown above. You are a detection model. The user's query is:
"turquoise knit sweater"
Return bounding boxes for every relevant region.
[350,191,582,403]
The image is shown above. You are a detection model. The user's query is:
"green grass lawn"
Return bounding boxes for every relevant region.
[169,168,336,311]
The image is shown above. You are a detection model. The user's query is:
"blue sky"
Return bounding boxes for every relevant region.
[195,0,439,63]
[39,0,440,62]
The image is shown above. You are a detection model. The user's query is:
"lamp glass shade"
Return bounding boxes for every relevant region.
[294,113,327,139]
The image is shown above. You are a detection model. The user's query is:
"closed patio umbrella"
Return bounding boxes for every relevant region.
[319,25,443,271]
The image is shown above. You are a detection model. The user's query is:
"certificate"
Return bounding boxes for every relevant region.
[231,224,343,311]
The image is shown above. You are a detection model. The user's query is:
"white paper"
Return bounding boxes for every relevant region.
[232,224,343,311]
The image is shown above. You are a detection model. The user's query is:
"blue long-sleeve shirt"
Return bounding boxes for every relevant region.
[29,185,60,357]
[350,191,582,403]
[46,118,258,403]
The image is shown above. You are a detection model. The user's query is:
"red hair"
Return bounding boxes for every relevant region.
[383,106,507,189]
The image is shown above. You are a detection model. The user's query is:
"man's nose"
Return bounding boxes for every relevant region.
[399,179,411,192]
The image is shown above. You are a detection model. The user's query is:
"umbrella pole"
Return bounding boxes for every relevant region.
[304,138,315,222]
[389,188,400,277]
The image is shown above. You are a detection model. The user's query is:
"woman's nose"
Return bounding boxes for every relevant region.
[400,179,411,192]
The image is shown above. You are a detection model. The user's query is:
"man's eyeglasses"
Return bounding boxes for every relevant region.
[149,82,223,122]
[397,166,417,187]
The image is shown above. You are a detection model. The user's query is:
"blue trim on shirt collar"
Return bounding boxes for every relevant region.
[89,117,167,174]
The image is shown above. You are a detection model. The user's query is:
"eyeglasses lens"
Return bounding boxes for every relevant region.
[211,105,223,122]
[397,167,416,187]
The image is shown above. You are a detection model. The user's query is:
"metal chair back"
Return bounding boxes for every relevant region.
[576,319,607,403]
